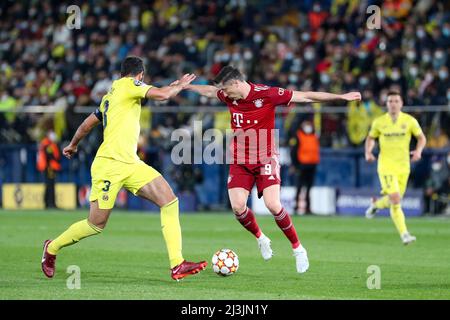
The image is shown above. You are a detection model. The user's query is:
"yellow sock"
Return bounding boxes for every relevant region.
[47,219,102,255]
[161,198,184,268]
[390,204,408,236]
[374,196,390,209]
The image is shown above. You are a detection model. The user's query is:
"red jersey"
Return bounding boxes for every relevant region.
[217,82,293,164]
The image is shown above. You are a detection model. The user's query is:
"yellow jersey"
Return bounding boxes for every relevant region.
[369,112,422,174]
[95,77,152,164]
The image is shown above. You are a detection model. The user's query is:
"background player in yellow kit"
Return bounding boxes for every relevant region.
[365,91,426,245]
[41,56,207,280]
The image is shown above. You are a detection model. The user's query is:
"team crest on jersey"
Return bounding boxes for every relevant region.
[254,99,264,108]
[102,194,109,201]
[228,175,233,184]
[401,123,406,129]
[134,80,143,86]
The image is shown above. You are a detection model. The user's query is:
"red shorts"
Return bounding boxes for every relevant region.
[227,158,281,198]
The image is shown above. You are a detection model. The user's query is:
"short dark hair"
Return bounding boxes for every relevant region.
[121,56,145,77]
[387,91,402,99]
[213,66,244,85]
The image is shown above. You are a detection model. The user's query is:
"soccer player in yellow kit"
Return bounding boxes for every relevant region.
[365,91,426,245]
[41,56,207,280]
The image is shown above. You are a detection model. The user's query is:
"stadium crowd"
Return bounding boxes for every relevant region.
[0,0,449,212]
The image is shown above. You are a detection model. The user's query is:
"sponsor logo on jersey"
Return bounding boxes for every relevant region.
[254,99,264,108]
[253,85,269,91]
[278,88,285,95]
[228,175,233,184]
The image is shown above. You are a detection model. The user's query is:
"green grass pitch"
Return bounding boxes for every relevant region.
[1,210,449,300]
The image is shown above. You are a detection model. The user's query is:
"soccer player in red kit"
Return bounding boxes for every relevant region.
[187,66,361,273]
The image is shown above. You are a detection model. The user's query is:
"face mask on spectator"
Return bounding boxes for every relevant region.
[29,6,37,16]
[221,53,230,62]
[366,31,375,39]
[439,70,448,80]
[302,125,313,134]
[285,52,294,60]
[447,156,450,165]
[68,95,76,105]
[432,162,442,171]
[138,34,147,45]
[338,32,347,42]
[391,71,400,81]
[200,96,208,104]
[376,70,386,80]
[409,67,418,77]
[443,28,450,37]
[406,50,416,60]
[359,77,369,86]
[304,50,315,61]
[435,51,444,60]
[77,37,86,47]
[48,131,57,142]
[100,19,108,29]
[289,74,298,83]
[447,91,450,100]
[253,33,263,43]
[243,50,253,60]
[232,53,241,61]
[320,73,330,84]
[357,51,368,59]
[109,4,118,13]
[301,32,311,42]
[416,29,426,39]
[422,53,431,63]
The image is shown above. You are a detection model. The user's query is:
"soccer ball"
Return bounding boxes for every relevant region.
[211,249,239,276]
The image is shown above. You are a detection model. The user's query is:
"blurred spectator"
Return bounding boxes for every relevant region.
[0,0,448,147]
[346,90,383,147]
[425,154,450,214]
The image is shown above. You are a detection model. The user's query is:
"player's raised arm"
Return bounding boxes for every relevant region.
[185,84,220,99]
[63,113,101,159]
[290,91,362,103]
[145,73,196,101]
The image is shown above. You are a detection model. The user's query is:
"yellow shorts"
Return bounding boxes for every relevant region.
[378,172,409,196]
[89,157,161,209]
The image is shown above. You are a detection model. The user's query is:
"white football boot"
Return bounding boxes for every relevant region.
[365,198,378,219]
[401,232,416,245]
[293,245,309,273]
[257,234,273,261]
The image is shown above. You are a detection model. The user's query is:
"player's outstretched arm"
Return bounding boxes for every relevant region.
[185,84,220,99]
[146,73,196,101]
[291,91,362,103]
[63,113,100,159]
[365,136,377,162]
